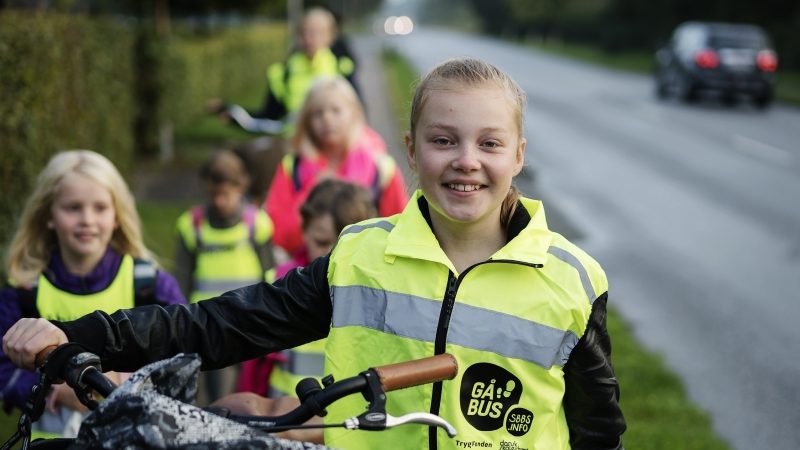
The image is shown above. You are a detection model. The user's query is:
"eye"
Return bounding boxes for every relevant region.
[481,140,501,149]
[432,137,452,146]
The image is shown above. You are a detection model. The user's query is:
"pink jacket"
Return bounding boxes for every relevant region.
[265,127,408,254]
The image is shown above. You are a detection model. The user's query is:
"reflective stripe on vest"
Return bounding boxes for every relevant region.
[176,208,272,303]
[268,339,326,397]
[36,255,136,321]
[321,194,604,450]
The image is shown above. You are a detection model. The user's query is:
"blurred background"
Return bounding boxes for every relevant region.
[1,1,799,449]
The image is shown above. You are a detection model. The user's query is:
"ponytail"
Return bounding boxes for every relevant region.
[500,186,521,232]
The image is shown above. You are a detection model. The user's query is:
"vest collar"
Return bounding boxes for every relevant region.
[385,190,552,268]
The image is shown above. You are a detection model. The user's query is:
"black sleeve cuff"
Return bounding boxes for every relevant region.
[52,312,110,358]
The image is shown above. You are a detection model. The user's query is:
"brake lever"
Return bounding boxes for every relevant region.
[343,411,457,437]
[385,412,457,437]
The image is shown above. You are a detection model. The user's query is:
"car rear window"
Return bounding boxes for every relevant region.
[708,30,767,49]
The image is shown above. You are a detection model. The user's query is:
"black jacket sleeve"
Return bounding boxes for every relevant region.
[563,292,626,450]
[54,256,332,372]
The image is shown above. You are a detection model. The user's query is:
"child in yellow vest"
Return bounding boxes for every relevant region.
[174,149,275,405]
[0,150,186,438]
[6,58,626,449]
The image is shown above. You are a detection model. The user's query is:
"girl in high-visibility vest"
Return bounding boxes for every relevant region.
[265,76,408,259]
[5,58,626,449]
[0,150,186,439]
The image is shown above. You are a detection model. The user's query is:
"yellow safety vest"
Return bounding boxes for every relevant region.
[36,255,139,321]
[267,48,355,134]
[322,191,606,450]
[32,254,150,438]
[176,206,273,303]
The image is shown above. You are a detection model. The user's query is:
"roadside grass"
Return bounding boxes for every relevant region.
[528,40,800,107]
[382,47,732,450]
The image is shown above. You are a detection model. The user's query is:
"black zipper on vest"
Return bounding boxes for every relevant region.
[429,270,459,450]
[427,260,543,450]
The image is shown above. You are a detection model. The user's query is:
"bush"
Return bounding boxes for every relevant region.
[165,22,288,136]
[0,11,137,255]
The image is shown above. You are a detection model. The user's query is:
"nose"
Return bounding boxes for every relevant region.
[451,145,481,171]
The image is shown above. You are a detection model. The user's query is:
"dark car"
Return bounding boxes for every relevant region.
[655,21,778,108]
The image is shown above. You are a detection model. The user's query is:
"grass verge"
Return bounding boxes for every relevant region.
[381,46,732,450]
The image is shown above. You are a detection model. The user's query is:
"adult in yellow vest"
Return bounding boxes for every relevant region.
[206,7,358,206]
[5,58,625,449]
[209,7,357,137]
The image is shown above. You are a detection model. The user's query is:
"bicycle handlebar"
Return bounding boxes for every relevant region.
[373,353,457,391]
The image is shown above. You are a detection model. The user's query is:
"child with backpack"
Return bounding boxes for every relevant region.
[265,76,408,259]
[174,149,275,403]
[0,150,186,438]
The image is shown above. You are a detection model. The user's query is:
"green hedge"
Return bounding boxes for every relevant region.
[0,14,288,261]
[0,11,136,249]
[165,23,288,135]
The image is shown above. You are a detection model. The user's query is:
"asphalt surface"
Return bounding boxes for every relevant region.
[352,27,800,450]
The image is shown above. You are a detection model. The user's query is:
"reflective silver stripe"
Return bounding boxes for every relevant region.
[195,279,261,294]
[548,247,596,305]
[331,285,577,369]
[286,350,325,375]
[340,220,394,237]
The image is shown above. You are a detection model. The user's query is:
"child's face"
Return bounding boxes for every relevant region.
[48,173,117,267]
[303,213,337,260]
[310,94,354,150]
[207,182,245,218]
[406,86,525,229]
[299,15,333,57]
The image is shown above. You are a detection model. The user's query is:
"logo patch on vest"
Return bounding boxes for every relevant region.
[460,363,532,436]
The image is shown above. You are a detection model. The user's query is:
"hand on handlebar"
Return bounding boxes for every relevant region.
[2,318,68,370]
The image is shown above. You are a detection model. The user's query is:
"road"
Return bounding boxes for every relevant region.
[371,27,800,450]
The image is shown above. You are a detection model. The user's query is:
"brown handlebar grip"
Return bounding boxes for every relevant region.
[34,345,59,369]
[373,353,458,392]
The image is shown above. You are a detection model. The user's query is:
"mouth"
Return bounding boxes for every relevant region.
[446,183,485,192]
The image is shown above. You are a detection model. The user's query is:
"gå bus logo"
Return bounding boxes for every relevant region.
[459,363,531,435]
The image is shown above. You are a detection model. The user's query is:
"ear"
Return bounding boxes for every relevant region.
[514,138,526,176]
[47,219,54,229]
[405,132,417,172]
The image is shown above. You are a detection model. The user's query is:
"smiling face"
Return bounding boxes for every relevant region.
[48,173,117,273]
[406,86,525,232]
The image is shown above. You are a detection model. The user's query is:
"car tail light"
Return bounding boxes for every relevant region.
[694,49,720,69]
[756,50,778,72]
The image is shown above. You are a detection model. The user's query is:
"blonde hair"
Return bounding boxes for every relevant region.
[292,76,365,155]
[4,150,151,286]
[409,57,526,229]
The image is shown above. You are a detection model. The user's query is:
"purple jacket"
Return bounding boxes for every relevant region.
[0,248,185,411]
